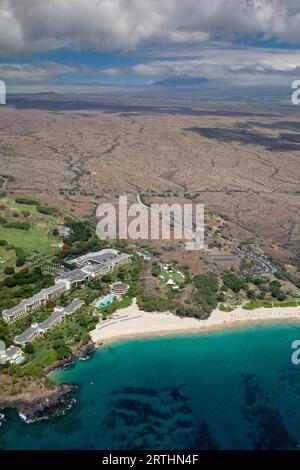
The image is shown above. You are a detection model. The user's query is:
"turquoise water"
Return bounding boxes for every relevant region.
[98,295,114,308]
[15,356,24,365]
[2,323,300,450]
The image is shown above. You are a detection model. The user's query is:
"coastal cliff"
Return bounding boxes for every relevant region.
[0,343,95,422]
[0,383,77,423]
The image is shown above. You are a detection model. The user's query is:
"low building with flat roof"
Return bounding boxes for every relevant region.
[81,263,108,277]
[204,253,240,266]
[55,269,89,287]
[3,346,24,364]
[81,253,131,278]
[72,249,118,267]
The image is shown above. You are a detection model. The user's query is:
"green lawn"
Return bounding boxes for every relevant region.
[0,197,62,257]
[160,265,185,287]
[0,224,60,256]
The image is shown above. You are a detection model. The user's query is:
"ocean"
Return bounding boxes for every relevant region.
[1,322,300,450]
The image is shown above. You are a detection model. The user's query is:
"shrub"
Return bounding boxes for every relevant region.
[16,255,26,267]
[222,273,245,293]
[37,206,58,216]
[4,267,15,275]
[193,272,219,313]
[15,197,37,205]
[24,343,34,354]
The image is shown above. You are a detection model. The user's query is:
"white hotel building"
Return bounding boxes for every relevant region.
[14,298,85,348]
[2,250,130,323]
[2,281,69,323]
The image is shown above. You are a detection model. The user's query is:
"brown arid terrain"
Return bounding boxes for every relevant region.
[0,95,299,265]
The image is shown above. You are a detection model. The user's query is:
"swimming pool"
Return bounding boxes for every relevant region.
[15,356,24,365]
[98,295,114,308]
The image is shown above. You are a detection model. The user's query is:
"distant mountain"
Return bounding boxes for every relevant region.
[153,76,210,87]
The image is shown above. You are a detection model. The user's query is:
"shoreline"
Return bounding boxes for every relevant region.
[0,383,77,423]
[91,299,300,346]
[0,343,95,421]
[2,302,300,421]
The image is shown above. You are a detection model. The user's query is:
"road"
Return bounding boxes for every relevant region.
[136,194,204,250]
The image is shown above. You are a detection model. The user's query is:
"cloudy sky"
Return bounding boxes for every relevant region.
[0,0,300,95]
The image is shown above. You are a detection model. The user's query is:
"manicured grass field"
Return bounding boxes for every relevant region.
[0,224,60,256]
[0,197,63,277]
[0,224,59,255]
[0,197,62,257]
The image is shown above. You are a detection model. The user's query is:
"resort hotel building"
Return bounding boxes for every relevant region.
[14,299,85,348]
[2,282,69,323]
[2,249,131,323]
[72,249,118,267]
[1,345,24,365]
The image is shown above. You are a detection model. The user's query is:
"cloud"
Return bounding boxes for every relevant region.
[0,62,80,82]
[0,61,127,83]
[2,45,300,90]
[153,76,209,87]
[0,0,300,56]
[101,47,300,86]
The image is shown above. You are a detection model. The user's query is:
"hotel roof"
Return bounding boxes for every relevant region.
[81,264,104,275]
[2,282,68,319]
[38,309,65,331]
[112,253,131,264]
[3,250,130,321]
[4,345,23,360]
[38,299,85,330]
[72,249,118,266]
[56,269,89,284]
[14,299,85,343]
[64,298,85,315]
[14,323,39,345]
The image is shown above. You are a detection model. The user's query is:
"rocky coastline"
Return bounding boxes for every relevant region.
[0,342,95,423]
[0,383,77,423]
[46,342,95,372]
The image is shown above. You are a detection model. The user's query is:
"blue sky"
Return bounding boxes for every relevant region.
[0,1,299,94]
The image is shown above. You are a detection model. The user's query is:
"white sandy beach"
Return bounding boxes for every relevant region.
[91,299,300,345]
